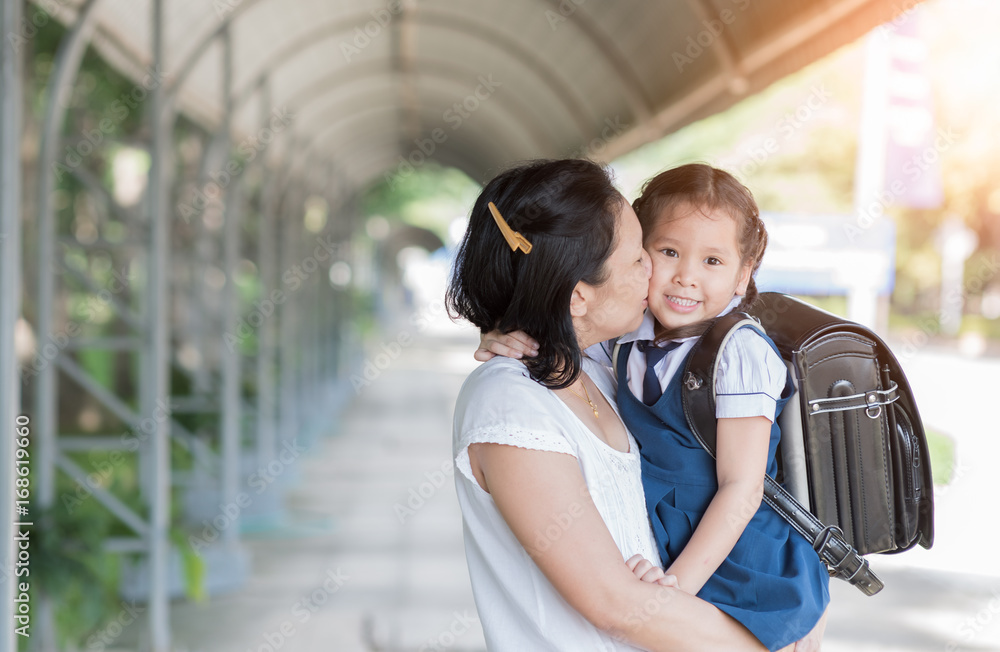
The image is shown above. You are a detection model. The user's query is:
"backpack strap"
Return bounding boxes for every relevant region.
[681,312,885,597]
[681,311,762,456]
[611,340,623,382]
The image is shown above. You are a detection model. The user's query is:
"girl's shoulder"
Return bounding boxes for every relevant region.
[720,324,780,362]
[714,325,788,419]
[716,326,786,389]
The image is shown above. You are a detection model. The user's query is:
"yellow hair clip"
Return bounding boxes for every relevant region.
[488,202,533,254]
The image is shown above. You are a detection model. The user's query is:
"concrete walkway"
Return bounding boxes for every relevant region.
[120,317,1000,651]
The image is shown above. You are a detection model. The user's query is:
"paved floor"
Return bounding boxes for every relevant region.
[117,314,1000,651]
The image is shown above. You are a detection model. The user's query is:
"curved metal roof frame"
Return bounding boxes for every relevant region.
[294,69,556,155]
[230,9,598,132]
[5,3,922,650]
[64,0,912,194]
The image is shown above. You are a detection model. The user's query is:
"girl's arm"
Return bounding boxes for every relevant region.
[626,554,679,587]
[471,442,765,651]
[662,415,771,596]
[475,329,616,368]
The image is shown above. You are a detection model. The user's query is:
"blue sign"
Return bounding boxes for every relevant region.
[755,213,896,296]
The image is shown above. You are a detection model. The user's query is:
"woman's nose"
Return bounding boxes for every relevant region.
[641,250,652,279]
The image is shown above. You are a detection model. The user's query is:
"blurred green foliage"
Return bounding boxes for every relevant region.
[362,1,1000,337]
[19,0,998,647]
[30,496,120,650]
[363,164,481,243]
[925,427,956,486]
[612,0,1000,327]
[23,11,216,649]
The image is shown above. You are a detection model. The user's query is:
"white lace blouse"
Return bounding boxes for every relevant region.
[453,356,661,651]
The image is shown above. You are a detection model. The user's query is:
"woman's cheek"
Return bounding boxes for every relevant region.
[636,268,649,295]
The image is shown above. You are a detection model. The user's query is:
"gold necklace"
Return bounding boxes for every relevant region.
[567,380,599,419]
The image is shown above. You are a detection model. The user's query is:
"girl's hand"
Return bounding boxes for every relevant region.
[475,330,539,362]
[625,554,679,587]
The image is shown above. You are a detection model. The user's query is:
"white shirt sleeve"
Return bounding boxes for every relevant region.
[453,359,578,488]
[714,328,787,422]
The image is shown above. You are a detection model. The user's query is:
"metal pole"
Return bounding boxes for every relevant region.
[278,174,302,447]
[295,182,312,439]
[34,14,107,639]
[305,225,318,428]
[219,26,242,545]
[36,0,102,518]
[327,187,347,382]
[318,206,331,396]
[146,0,172,648]
[256,80,278,468]
[850,31,890,330]
[313,243,323,422]
[317,223,328,403]
[0,0,24,648]
[305,168,320,433]
[192,174,211,395]
[291,186,305,443]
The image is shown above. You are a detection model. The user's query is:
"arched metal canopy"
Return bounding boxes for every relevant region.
[56,0,909,188]
[0,2,919,651]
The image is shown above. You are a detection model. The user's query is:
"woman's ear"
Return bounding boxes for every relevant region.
[735,263,753,296]
[569,281,590,318]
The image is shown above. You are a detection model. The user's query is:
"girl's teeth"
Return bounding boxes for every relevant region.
[670,296,697,306]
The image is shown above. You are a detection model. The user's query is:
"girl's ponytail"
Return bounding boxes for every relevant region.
[736,276,759,314]
[735,214,767,314]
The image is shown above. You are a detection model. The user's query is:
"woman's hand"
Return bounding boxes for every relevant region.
[474,329,539,362]
[625,554,679,587]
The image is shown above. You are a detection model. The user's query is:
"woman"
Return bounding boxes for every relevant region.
[447,159,766,650]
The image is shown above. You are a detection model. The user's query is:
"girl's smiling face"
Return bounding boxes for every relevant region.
[644,202,752,331]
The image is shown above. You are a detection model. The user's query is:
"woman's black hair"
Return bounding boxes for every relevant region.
[446,159,623,390]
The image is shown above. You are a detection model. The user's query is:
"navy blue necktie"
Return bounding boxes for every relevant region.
[636,340,681,406]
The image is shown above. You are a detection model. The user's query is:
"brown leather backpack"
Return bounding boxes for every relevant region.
[681,292,934,595]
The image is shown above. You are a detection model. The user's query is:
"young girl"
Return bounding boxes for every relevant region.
[480,164,830,651]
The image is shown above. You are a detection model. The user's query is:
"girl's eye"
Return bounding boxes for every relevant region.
[661,249,678,258]
[706,257,722,265]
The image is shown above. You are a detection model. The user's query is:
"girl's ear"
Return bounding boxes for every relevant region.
[569,281,590,318]
[735,262,753,296]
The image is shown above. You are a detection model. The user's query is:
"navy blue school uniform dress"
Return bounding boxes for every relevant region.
[616,329,830,651]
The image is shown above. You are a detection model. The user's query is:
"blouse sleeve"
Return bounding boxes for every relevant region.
[714,327,787,422]
[453,360,578,488]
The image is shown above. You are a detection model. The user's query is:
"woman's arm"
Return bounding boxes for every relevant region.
[662,415,771,596]
[471,442,765,651]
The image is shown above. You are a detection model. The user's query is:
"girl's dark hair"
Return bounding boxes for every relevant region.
[632,163,767,341]
[446,159,623,389]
